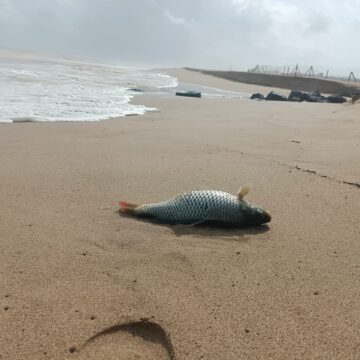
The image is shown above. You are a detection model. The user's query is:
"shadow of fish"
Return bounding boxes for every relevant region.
[119,184,271,227]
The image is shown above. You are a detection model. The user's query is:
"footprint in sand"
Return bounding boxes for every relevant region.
[75,319,175,360]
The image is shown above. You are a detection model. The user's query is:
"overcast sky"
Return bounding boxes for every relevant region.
[1,0,359,73]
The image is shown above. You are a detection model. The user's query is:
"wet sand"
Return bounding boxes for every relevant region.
[0,69,359,359]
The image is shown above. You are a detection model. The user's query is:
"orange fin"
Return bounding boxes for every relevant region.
[119,201,138,215]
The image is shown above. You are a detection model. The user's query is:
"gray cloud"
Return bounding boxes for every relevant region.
[305,13,331,35]
[0,0,359,73]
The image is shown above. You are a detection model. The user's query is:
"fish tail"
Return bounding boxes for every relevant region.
[119,201,139,215]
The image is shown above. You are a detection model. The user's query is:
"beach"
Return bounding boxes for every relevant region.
[0,68,359,359]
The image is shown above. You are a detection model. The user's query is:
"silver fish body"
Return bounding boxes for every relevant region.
[120,186,271,227]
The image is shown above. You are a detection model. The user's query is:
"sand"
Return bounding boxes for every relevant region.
[0,69,359,360]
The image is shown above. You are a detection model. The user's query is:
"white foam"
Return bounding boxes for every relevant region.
[0,59,176,123]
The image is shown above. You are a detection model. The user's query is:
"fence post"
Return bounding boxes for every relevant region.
[348,72,357,81]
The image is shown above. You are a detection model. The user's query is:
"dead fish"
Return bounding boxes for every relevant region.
[119,184,271,227]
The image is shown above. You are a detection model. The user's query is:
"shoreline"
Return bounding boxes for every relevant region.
[2,64,355,124]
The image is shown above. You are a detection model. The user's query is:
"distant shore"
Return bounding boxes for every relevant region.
[184,67,360,95]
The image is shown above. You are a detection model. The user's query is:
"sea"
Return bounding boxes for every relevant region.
[0,53,247,123]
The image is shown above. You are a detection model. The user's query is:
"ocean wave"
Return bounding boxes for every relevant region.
[0,59,174,123]
[0,106,158,124]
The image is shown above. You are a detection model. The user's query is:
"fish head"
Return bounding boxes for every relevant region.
[241,201,271,226]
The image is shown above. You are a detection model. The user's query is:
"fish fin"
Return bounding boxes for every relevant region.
[237,183,252,199]
[119,201,138,215]
[149,217,174,225]
[151,218,207,226]
[183,219,207,227]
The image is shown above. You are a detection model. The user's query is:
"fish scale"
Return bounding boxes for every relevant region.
[119,185,271,227]
[136,190,244,224]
